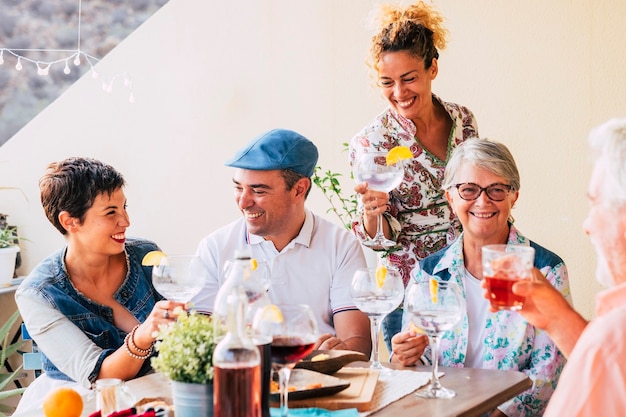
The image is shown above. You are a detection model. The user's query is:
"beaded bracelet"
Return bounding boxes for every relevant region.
[129,324,152,354]
[123,325,153,360]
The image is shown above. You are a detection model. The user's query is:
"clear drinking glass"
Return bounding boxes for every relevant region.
[482,244,535,311]
[350,266,404,371]
[405,276,463,399]
[151,255,205,303]
[353,151,404,250]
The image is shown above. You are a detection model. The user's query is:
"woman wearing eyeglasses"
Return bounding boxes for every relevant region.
[391,139,571,417]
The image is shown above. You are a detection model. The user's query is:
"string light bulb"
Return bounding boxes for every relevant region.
[36,62,51,76]
[0,0,135,103]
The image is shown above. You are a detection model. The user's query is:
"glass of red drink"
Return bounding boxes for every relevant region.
[482,244,535,311]
[254,304,318,417]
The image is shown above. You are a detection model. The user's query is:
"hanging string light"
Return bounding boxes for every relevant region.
[0,0,133,102]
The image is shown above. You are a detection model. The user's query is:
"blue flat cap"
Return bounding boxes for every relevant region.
[225,129,319,177]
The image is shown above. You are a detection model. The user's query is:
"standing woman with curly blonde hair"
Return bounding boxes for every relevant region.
[349,1,480,351]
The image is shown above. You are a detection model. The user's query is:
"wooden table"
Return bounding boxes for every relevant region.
[372,363,531,417]
[111,361,531,417]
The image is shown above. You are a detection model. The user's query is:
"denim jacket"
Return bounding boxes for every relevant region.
[15,237,162,384]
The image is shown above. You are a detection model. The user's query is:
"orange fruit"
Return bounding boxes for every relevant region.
[43,387,83,417]
[386,145,412,165]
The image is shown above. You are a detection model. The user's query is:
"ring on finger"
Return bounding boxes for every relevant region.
[163,310,169,319]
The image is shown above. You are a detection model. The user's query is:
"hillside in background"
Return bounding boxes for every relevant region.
[0,0,169,146]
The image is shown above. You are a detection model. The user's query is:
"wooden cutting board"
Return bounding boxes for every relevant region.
[273,367,380,411]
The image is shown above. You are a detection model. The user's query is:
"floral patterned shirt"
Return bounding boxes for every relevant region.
[410,225,571,416]
[349,94,479,286]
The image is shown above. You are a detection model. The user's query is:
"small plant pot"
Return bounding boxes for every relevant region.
[171,381,214,417]
[0,245,19,287]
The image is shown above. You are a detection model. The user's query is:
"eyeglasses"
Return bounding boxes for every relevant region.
[452,182,512,201]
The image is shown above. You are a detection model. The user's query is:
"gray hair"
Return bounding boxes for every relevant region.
[442,138,521,191]
[588,118,626,206]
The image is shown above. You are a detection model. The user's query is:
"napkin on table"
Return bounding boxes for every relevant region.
[270,407,359,417]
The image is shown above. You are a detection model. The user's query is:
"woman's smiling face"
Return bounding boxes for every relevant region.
[376,50,437,122]
[446,162,519,244]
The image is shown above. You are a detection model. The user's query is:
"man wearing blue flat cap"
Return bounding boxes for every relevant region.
[192,129,372,356]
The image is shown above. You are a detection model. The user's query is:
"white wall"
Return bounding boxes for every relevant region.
[2,0,625,319]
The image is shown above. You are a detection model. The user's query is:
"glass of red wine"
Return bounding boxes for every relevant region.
[255,304,318,417]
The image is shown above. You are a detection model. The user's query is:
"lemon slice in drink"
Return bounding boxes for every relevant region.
[429,277,439,304]
[261,304,284,323]
[386,145,413,165]
[409,321,426,335]
[141,251,167,266]
[375,265,387,288]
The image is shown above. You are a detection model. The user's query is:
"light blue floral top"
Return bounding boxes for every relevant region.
[407,225,571,416]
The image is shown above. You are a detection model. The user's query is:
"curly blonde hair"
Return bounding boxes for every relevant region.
[367,1,448,75]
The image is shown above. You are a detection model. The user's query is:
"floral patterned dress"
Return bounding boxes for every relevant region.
[349,94,479,286]
[411,225,571,416]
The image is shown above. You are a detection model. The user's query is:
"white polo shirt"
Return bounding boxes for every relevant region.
[192,209,367,335]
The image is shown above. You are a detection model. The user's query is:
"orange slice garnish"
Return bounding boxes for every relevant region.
[375,265,387,288]
[386,145,412,165]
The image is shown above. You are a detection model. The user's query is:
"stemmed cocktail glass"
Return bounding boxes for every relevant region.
[151,255,205,303]
[405,276,463,399]
[350,266,404,371]
[255,304,318,417]
[353,151,404,250]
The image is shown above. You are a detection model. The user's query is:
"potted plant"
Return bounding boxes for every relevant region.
[0,310,26,417]
[0,220,20,288]
[151,310,216,417]
[0,187,29,283]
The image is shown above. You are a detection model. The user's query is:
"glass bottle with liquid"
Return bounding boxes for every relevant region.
[213,249,272,417]
[213,286,261,417]
[213,249,269,340]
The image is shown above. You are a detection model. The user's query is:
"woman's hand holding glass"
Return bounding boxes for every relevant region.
[353,151,404,250]
[390,327,429,366]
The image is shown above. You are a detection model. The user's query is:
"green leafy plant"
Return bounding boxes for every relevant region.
[312,143,358,230]
[0,225,19,249]
[0,310,26,417]
[151,311,216,385]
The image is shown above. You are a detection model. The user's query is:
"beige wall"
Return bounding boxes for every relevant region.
[1,0,625,320]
